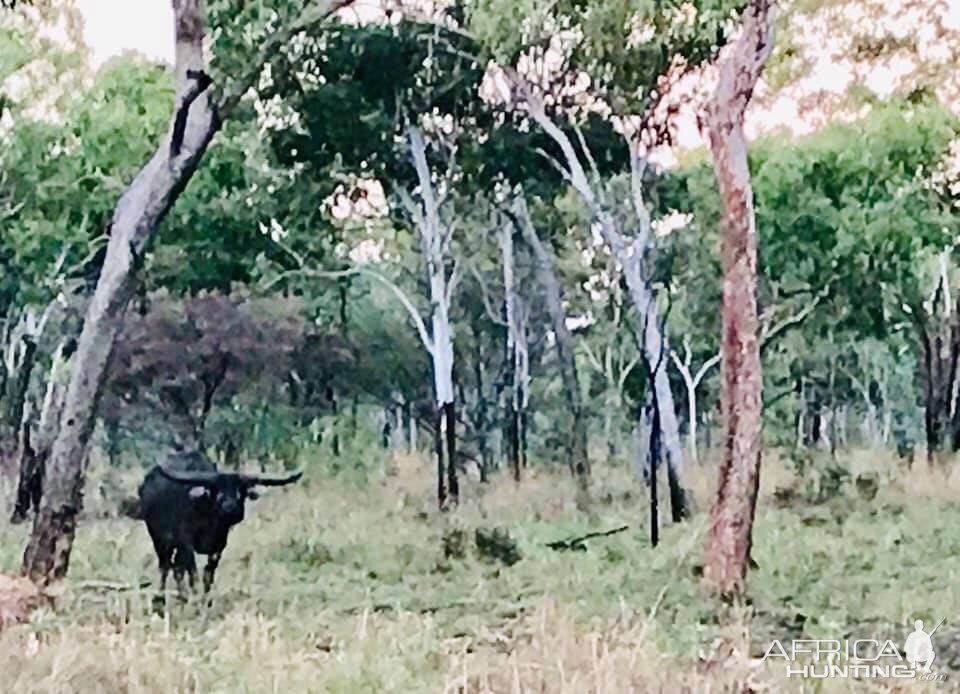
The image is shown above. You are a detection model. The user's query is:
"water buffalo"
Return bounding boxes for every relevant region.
[138,451,302,594]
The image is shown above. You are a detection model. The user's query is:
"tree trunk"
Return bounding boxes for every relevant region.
[915,273,960,464]
[409,404,417,453]
[392,394,406,450]
[520,409,529,469]
[22,0,353,582]
[431,326,457,507]
[795,379,805,449]
[685,377,698,464]
[702,0,776,600]
[514,87,688,505]
[705,409,713,452]
[468,341,491,480]
[11,337,73,524]
[330,388,341,457]
[648,389,661,548]
[400,127,460,509]
[514,195,589,479]
[444,399,458,503]
[4,337,37,438]
[0,312,11,421]
[435,405,446,507]
[11,401,39,524]
[619,254,687,520]
[633,392,653,485]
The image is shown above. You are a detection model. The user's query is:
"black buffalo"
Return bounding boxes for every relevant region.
[138,451,302,593]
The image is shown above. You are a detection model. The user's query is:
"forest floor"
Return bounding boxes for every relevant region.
[1,447,960,693]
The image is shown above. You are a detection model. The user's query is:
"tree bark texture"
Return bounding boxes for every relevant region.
[702,0,777,600]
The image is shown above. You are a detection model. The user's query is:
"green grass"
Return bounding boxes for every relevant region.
[2,449,960,692]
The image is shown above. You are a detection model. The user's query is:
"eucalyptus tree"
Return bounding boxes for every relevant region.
[701,0,777,600]
[511,195,590,477]
[662,94,959,465]
[254,14,495,507]
[469,0,751,516]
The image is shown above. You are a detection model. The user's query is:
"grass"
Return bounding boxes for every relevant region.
[1,447,960,692]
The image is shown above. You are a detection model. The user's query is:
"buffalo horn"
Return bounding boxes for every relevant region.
[240,469,304,487]
[156,465,220,486]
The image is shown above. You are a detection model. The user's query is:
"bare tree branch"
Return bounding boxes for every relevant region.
[467,262,507,327]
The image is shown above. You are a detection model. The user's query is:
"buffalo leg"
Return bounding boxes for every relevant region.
[203,552,221,593]
[173,546,197,594]
[149,531,174,591]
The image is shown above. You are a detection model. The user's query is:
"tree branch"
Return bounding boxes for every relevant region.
[626,134,653,251]
[580,339,604,375]
[216,0,355,119]
[759,287,827,356]
[467,262,507,327]
[545,525,629,552]
[269,266,433,352]
[618,354,641,391]
[693,353,722,389]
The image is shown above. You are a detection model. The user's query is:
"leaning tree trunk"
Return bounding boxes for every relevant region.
[518,86,688,507]
[702,0,777,600]
[22,2,222,583]
[22,0,352,583]
[514,195,589,480]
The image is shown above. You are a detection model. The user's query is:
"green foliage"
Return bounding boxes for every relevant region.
[659,99,958,444]
[669,100,959,333]
[1,56,171,307]
[470,0,746,114]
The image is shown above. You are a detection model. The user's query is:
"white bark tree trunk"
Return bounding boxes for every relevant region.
[515,84,686,507]
[398,127,460,508]
[392,394,406,450]
[409,410,418,453]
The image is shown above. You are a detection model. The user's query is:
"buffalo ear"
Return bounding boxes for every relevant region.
[188,486,209,500]
[246,489,260,501]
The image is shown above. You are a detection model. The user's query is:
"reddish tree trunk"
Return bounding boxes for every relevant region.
[702,0,777,600]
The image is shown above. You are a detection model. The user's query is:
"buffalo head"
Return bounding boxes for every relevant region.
[157,466,303,524]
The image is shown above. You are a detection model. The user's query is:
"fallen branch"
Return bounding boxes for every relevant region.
[545,525,629,552]
[76,580,153,591]
[337,595,534,617]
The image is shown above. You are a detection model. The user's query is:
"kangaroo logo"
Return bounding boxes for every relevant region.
[904,618,943,672]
